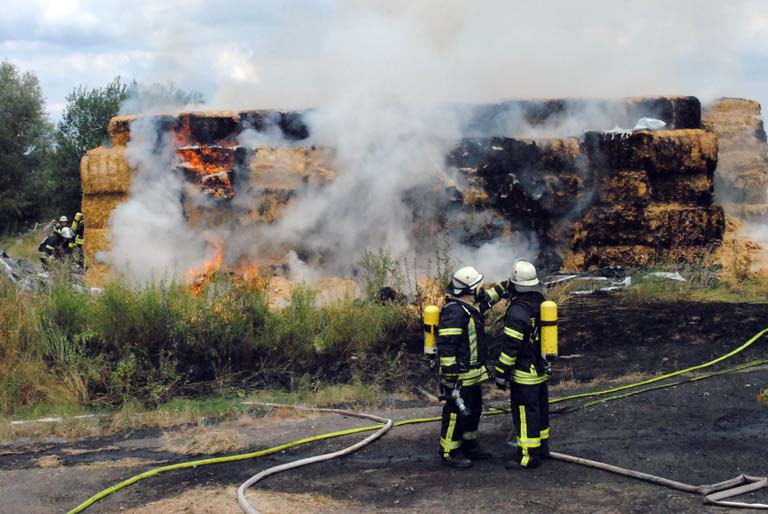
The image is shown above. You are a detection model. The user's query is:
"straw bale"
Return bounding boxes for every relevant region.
[80,146,132,194]
[108,115,138,146]
[583,129,718,176]
[84,228,111,265]
[596,171,650,206]
[574,203,724,247]
[85,263,112,288]
[81,193,127,229]
[649,173,713,206]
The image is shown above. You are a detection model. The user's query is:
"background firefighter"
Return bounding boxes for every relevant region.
[38,216,71,269]
[69,212,85,268]
[436,266,493,468]
[494,259,551,470]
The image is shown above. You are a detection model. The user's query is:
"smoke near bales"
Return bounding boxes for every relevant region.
[106,1,767,284]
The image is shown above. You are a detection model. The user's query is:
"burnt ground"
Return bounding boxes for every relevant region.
[1,299,767,514]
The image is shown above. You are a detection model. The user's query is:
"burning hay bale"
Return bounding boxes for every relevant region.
[108,115,136,146]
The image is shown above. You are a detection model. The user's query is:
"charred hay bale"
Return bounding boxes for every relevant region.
[81,193,127,229]
[583,129,717,176]
[84,228,111,266]
[571,205,649,246]
[573,203,724,247]
[470,137,585,219]
[596,171,651,206]
[173,112,241,145]
[624,96,701,130]
[80,146,132,194]
[645,204,725,246]
[649,173,713,206]
[237,110,282,132]
[108,115,137,146]
[465,96,701,135]
[573,243,715,269]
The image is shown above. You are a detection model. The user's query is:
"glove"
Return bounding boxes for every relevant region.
[495,376,508,391]
[475,287,492,314]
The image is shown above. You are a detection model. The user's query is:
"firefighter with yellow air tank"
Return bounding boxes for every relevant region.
[431,266,494,468]
[493,259,557,470]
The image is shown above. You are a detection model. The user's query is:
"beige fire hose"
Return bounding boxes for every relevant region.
[551,452,768,509]
[236,403,393,514]
[236,403,768,512]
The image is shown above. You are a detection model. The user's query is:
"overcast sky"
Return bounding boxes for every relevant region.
[3,0,768,120]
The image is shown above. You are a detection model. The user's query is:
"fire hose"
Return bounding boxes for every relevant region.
[235,404,393,514]
[65,327,768,513]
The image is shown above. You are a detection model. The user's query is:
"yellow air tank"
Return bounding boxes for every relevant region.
[423,305,440,355]
[540,300,558,360]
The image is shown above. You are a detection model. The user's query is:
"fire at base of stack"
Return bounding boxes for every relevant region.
[79,96,768,286]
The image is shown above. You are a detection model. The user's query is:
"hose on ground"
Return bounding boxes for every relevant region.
[235,404,392,514]
[551,452,768,509]
[65,327,768,513]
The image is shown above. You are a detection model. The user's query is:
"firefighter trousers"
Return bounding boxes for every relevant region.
[439,383,483,459]
[510,380,550,467]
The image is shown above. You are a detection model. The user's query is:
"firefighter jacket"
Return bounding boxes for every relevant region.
[70,218,85,247]
[437,296,490,386]
[495,291,548,386]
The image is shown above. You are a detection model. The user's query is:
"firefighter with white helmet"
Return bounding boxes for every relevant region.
[436,265,493,468]
[38,216,71,268]
[494,259,552,470]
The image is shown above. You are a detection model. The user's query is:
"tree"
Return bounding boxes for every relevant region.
[51,78,204,217]
[50,77,131,218]
[0,60,52,232]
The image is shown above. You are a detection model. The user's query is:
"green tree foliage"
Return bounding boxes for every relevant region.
[0,61,52,232]
[51,77,131,218]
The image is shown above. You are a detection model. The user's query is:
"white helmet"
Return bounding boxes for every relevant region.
[58,216,68,223]
[61,227,74,239]
[510,259,539,287]
[450,266,483,296]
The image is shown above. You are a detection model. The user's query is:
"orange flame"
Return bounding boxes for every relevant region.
[188,241,224,293]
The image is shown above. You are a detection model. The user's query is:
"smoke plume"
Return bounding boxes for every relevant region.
[108,1,767,284]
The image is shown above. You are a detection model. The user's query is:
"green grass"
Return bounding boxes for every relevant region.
[0,228,48,262]
[0,271,418,417]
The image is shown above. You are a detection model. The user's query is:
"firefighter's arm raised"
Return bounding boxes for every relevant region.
[478,279,511,313]
[436,305,464,384]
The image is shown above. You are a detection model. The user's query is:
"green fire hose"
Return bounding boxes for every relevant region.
[65,327,768,514]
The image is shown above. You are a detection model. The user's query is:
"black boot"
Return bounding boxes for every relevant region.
[441,450,472,468]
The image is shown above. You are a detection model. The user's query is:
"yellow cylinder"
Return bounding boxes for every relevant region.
[540,300,558,359]
[423,305,440,355]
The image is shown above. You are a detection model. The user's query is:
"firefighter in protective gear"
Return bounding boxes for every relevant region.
[69,212,85,268]
[38,216,70,268]
[437,266,493,468]
[494,259,551,470]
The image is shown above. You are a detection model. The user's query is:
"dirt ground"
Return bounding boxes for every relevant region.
[1,299,767,514]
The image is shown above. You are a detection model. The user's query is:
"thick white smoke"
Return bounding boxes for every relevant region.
[107,1,768,284]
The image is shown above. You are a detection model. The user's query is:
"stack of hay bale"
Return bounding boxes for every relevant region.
[567,129,724,268]
[79,117,136,284]
[703,98,768,220]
